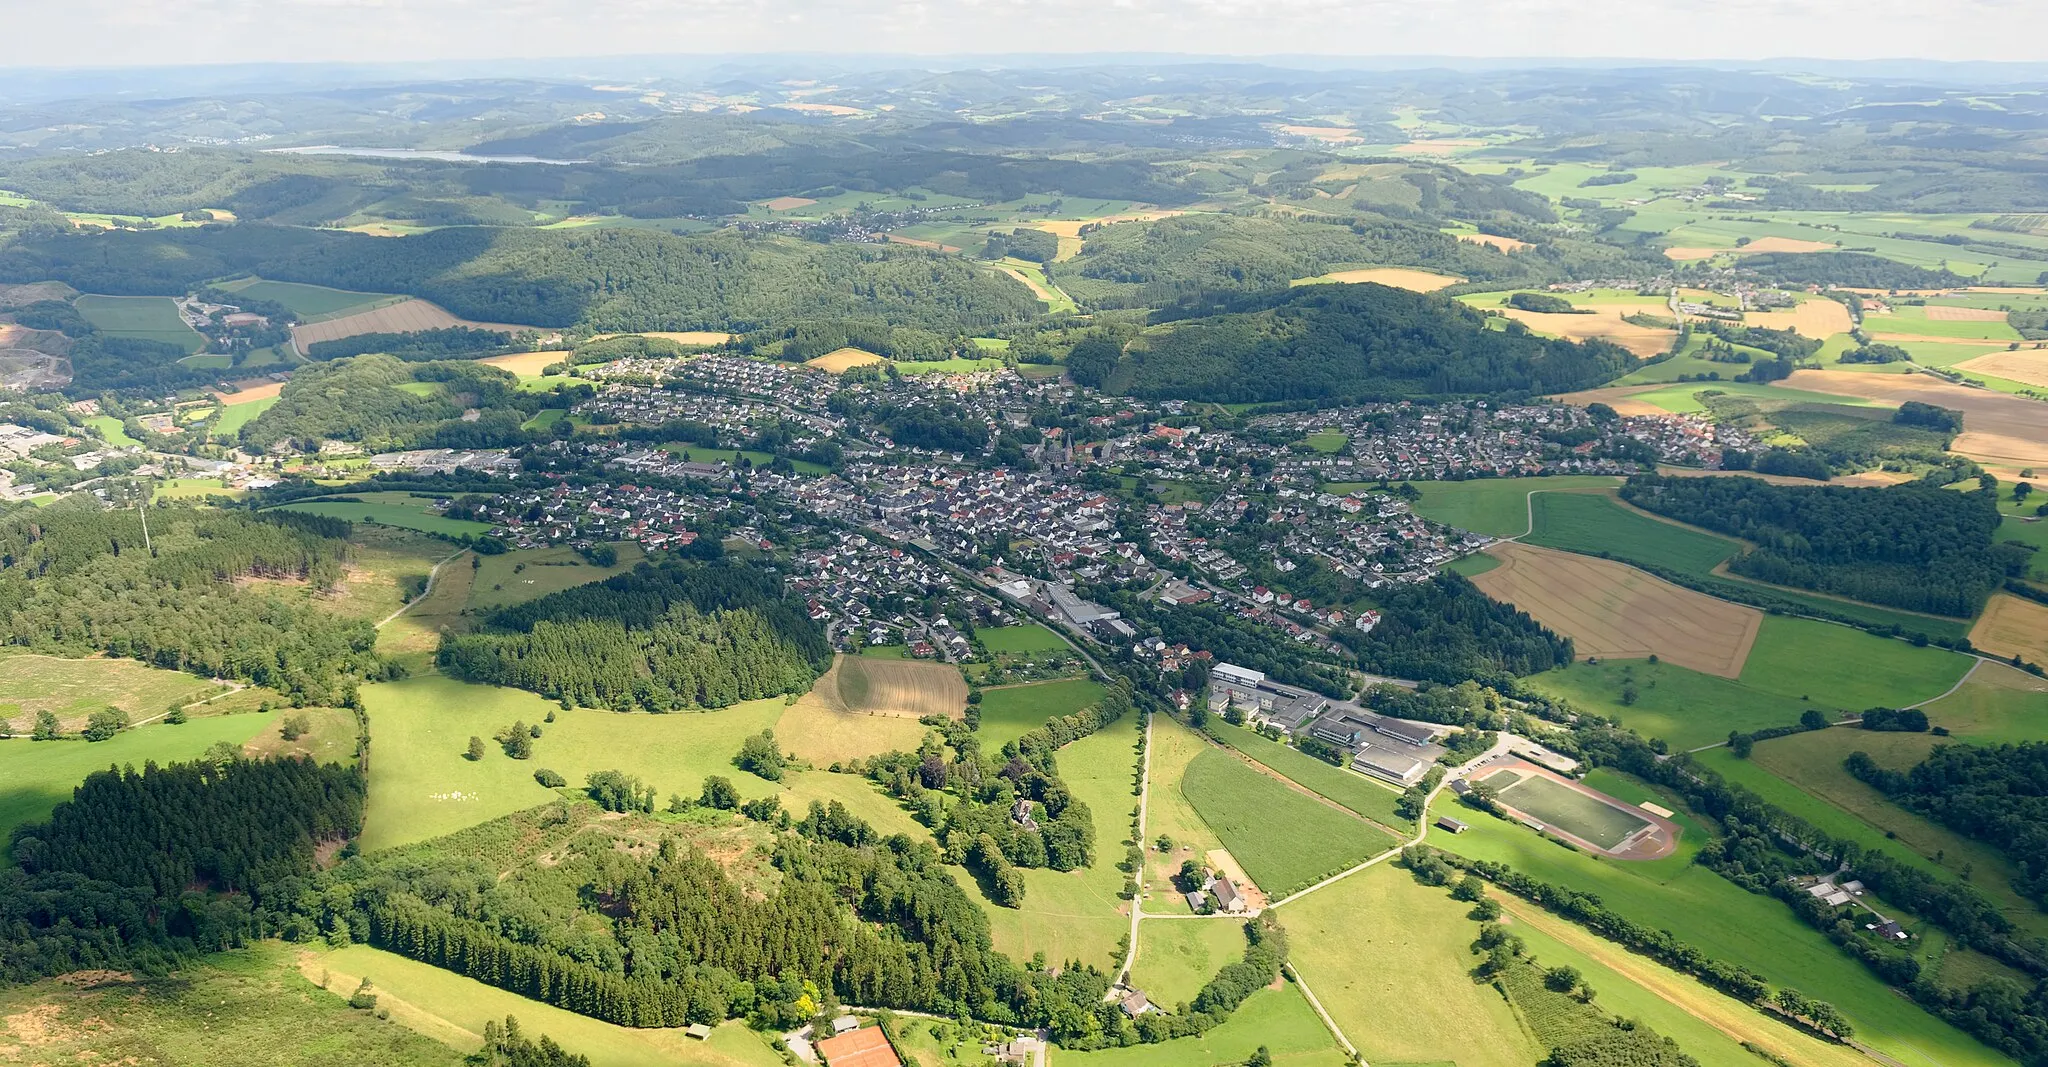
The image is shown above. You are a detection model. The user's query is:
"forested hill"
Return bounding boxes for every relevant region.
[440,559,831,711]
[1619,473,2025,618]
[0,224,1038,333]
[0,503,379,702]
[1113,283,1637,403]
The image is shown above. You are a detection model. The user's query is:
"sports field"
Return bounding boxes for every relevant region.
[1480,764,1659,852]
[1180,748,1397,897]
[1472,541,1760,677]
[270,492,495,537]
[819,654,967,719]
[974,677,1107,750]
[75,294,205,352]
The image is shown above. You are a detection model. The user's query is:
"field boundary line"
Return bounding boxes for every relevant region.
[1284,963,1358,1060]
[1115,711,1154,985]
[1201,729,1409,839]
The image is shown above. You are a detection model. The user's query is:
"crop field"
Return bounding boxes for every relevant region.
[1283,865,1539,1067]
[978,622,1069,655]
[218,277,400,320]
[970,713,1139,969]
[270,492,495,537]
[1385,474,1621,537]
[1739,617,1971,711]
[820,654,968,719]
[1292,267,1461,291]
[358,675,924,852]
[1739,296,1856,339]
[1429,793,2012,1067]
[0,944,464,1067]
[1785,368,2048,469]
[802,346,885,373]
[466,543,644,612]
[1955,347,2048,389]
[1494,304,1677,358]
[1130,920,1248,1008]
[1968,592,2048,666]
[1059,985,1345,1067]
[1180,747,1397,897]
[289,298,533,351]
[310,945,783,1067]
[74,294,205,352]
[0,713,278,848]
[1204,720,1410,830]
[1471,541,1761,677]
[772,695,932,765]
[974,677,1107,750]
[1143,716,1230,913]
[1480,764,1658,851]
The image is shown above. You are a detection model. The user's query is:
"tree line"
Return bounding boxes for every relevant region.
[1847,742,2048,908]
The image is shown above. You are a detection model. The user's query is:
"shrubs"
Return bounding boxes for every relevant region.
[533,767,567,788]
[735,729,787,781]
[585,769,655,813]
[81,706,127,742]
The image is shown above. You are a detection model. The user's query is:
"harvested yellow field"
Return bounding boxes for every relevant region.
[776,694,932,765]
[477,350,567,376]
[1472,542,1761,677]
[290,299,534,350]
[1785,369,2048,468]
[1870,334,2008,347]
[1926,305,2013,322]
[1666,237,1836,261]
[1652,464,1908,488]
[1304,267,1464,291]
[882,233,960,253]
[776,102,863,116]
[1549,385,1669,416]
[1957,348,2048,389]
[804,347,885,373]
[1459,232,1531,252]
[1739,298,1853,339]
[1032,210,1186,238]
[761,196,817,212]
[1969,594,2048,667]
[1664,248,1726,262]
[814,655,967,720]
[1499,304,1676,358]
[211,379,287,404]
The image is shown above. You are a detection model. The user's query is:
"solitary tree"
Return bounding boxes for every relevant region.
[466,735,487,761]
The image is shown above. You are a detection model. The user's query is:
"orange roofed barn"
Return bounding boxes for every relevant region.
[816,1025,903,1067]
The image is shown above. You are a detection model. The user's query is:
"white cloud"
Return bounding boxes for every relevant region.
[9,0,2043,66]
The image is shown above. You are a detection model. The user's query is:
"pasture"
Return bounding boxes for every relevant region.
[969,713,1139,970]
[891,356,1008,375]
[466,543,644,612]
[1143,716,1230,913]
[357,675,925,852]
[1527,658,1820,752]
[1968,592,2048,666]
[270,491,495,537]
[1429,791,2013,1067]
[1179,747,1397,898]
[213,394,280,436]
[0,944,463,1067]
[310,945,783,1067]
[1382,474,1620,537]
[1058,986,1345,1067]
[83,414,140,446]
[1471,541,1760,677]
[977,622,1069,655]
[773,695,932,766]
[1131,920,1249,1008]
[820,655,968,720]
[1740,616,1970,711]
[0,650,228,731]
[75,294,204,352]
[1283,865,1539,1067]
[1920,660,2048,744]
[974,678,1107,750]
[1204,720,1410,830]
[0,713,278,848]
[218,277,399,320]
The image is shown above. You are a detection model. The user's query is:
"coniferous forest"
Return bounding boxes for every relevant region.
[439,560,831,710]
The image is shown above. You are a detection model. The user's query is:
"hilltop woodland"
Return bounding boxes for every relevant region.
[1618,474,2027,618]
[0,502,382,702]
[863,681,1136,905]
[239,354,588,452]
[438,559,832,710]
[1848,742,2048,907]
[1115,284,1637,403]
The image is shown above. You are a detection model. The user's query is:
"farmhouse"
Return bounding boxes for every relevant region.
[1120,991,1153,1017]
[1213,878,1246,914]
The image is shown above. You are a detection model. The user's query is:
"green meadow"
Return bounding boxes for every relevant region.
[218,277,400,320]
[0,714,278,848]
[1383,475,1622,537]
[74,294,205,352]
[1204,720,1411,830]
[974,678,1108,751]
[1180,748,1397,897]
[271,491,494,538]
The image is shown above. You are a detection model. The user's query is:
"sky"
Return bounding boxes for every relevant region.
[14,0,2046,67]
